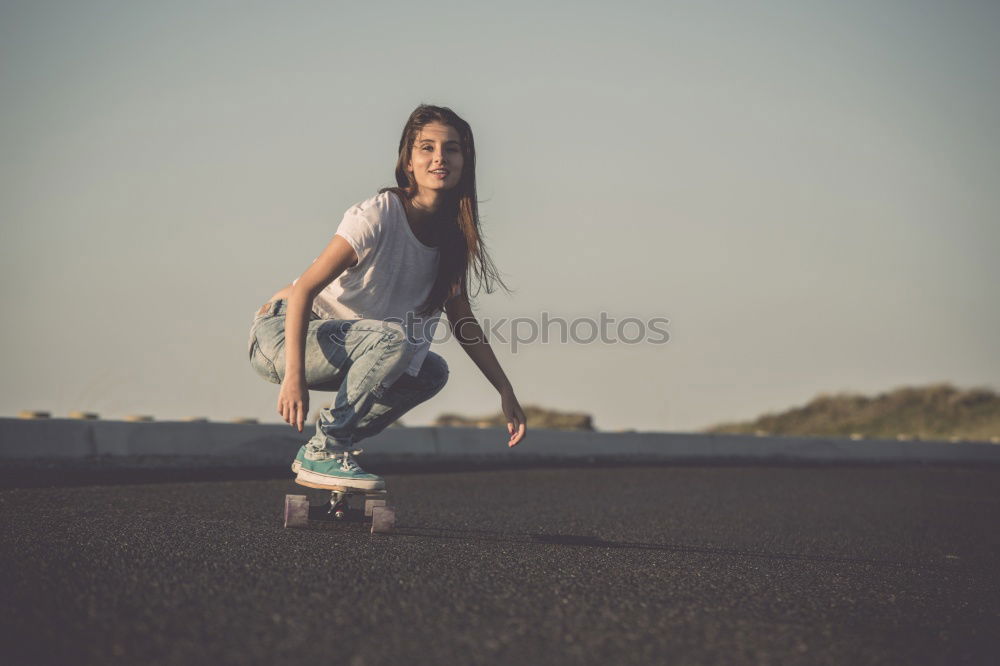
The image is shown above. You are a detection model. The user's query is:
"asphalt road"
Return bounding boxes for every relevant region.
[1,465,998,665]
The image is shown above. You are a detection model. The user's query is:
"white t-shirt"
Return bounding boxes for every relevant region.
[293,189,457,377]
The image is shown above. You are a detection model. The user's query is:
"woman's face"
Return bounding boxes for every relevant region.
[407,122,463,194]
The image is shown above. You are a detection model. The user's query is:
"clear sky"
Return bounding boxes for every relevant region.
[2,0,998,433]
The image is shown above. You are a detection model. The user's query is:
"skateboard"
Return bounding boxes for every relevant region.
[284,480,395,534]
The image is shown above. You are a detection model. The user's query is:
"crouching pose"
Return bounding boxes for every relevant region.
[247,104,527,491]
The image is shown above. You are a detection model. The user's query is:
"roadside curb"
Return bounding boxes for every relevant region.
[1,418,998,468]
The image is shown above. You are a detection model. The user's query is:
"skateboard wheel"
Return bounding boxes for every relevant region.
[284,495,309,528]
[371,506,395,535]
[364,497,387,518]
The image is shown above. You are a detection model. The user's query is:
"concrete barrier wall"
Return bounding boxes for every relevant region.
[1,418,998,466]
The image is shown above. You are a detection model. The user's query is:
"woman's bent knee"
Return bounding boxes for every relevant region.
[422,352,450,392]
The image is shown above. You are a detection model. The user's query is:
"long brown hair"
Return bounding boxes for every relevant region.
[380,104,510,318]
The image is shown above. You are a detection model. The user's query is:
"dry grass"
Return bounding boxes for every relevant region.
[703,383,1000,442]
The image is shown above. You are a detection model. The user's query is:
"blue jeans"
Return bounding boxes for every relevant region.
[247,298,449,454]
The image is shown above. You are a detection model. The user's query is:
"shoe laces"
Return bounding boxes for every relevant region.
[336,449,365,473]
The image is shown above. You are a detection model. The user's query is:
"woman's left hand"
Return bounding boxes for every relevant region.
[501,387,527,447]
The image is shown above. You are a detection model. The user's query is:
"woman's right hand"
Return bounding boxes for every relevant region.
[278,375,309,432]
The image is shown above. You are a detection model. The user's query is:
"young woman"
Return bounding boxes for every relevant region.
[247,104,527,491]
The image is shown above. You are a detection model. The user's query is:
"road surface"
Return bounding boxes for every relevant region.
[2,464,998,665]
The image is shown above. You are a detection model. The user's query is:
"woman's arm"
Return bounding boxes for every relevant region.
[278,235,358,432]
[444,294,527,447]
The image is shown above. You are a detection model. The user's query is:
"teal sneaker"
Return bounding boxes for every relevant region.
[293,447,384,491]
[291,445,307,474]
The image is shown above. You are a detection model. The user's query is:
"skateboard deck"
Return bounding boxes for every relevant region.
[284,481,395,534]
